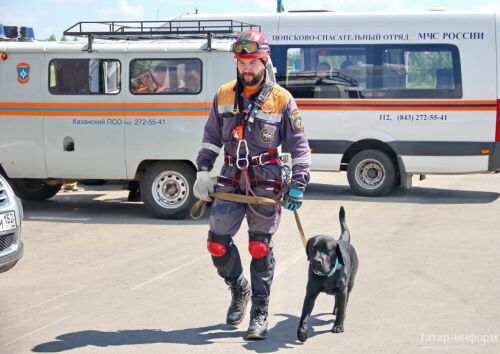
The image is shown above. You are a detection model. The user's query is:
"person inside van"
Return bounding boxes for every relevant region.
[151,63,169,93]
[316,61,331,83]
[181,68,201,93]
[131,62,169,94]
[315,61,341,97]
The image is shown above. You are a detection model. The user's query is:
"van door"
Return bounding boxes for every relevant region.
[43,53,126,179]
[0,51,46,178]
[124,52,209,178]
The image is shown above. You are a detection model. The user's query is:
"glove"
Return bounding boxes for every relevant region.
[193,171,214,201]
[284,188,303,211]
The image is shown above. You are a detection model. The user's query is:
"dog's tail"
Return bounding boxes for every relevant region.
[339,206,350,242]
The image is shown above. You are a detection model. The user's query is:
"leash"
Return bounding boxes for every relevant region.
[190,192,307,248]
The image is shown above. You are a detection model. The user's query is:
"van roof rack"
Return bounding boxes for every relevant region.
[64,19,260,52]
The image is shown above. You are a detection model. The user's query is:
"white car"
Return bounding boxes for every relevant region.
[0,175,23,273]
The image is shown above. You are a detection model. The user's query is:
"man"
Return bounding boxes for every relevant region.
[317,61,331,79]
[182,67,201,93]
[316,61,331,84]
[194,29,311,340]
[151,63,169,93]
[131,62,168,94]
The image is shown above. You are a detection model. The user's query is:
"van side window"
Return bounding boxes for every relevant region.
[276,47,367,99]
[374,46,460,98]
[49,59,121,95]
[272,44,462,99]
[130,59,202,95]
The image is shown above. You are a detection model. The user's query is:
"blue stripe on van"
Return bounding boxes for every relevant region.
[298,103,496,108]
[0,107,209,112]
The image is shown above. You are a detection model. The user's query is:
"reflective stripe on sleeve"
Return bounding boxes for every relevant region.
[201,143,221,154]
[292,154,312,166]
[254,111,282,123]
[217,104,234,114]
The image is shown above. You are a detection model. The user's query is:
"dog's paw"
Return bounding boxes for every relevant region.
[297,326,309,342]
[331,324,344,333]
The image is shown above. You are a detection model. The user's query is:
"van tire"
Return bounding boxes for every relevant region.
[347,149,397,197]
[11,180,62,201]
[140,161,196,219]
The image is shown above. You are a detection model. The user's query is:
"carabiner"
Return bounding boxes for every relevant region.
[236,139,249,170]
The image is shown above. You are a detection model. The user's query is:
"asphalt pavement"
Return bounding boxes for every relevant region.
[1,171,499,353]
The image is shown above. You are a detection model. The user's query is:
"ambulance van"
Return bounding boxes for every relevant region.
[180,11,500,196]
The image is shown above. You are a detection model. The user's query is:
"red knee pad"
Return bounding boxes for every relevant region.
[207,241,227,257]
[248,241,269,259]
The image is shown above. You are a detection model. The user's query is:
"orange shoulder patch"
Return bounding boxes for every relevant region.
[267,84,291,114]
[217,80,237,105]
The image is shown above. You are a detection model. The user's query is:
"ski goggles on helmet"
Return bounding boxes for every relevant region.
[231,40,267,55]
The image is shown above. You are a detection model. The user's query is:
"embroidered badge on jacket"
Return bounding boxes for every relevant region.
[259,127,275,144]
[291,111,304,131]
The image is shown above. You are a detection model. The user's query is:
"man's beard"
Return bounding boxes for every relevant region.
[239,69,265,87]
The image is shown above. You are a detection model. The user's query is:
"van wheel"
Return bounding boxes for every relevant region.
[347,149,397,197]
[140,161,196,219]
[12,179,62,201]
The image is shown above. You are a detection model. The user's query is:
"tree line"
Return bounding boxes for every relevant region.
[45,34,79,41]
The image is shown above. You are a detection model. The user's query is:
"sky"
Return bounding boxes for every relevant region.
[2,0,500,40]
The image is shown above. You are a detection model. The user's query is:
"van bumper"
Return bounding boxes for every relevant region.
[489,143,500,172]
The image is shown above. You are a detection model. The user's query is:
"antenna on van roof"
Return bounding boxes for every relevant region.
[63,20,260,53]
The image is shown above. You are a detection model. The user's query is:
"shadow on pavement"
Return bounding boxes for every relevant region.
[31,314,334,353]
[22,184,209,226]
[305,183,499,205]
[23,181,495,226]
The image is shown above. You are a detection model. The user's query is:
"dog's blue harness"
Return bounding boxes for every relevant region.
[327,256,343,278]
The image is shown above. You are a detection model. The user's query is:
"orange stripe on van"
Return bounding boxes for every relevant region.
[0,101,212,117]
[0,102,211,108]
[296,99,497,105]
[0,111,209,117]
[300,106,497,111]
[296,99,497,111]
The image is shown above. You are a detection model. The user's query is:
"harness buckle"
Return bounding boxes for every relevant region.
[258,152,270,166]
[236,139,249,170]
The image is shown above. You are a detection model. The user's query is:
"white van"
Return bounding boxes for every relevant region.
[1,13,500,219]
[0,20,244,218]
[179,11,500,196]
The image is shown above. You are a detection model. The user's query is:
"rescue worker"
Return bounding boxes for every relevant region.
[194,29,311,340]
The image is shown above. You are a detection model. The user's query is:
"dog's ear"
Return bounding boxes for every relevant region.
[305,237,314,261]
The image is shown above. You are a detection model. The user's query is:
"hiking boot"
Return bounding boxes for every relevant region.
[246,296,269,340]
[225,274,251,326]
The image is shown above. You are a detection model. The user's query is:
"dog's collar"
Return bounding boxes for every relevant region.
[327,256,343,277]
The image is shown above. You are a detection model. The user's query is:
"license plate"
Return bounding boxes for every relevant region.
[0,212,16,232]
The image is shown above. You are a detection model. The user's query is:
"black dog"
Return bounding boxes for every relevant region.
[297,206,358,342]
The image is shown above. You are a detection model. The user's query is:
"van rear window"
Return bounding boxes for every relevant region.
[49,59,121,95]
[272,44,462,99]
[130,59,202,95]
